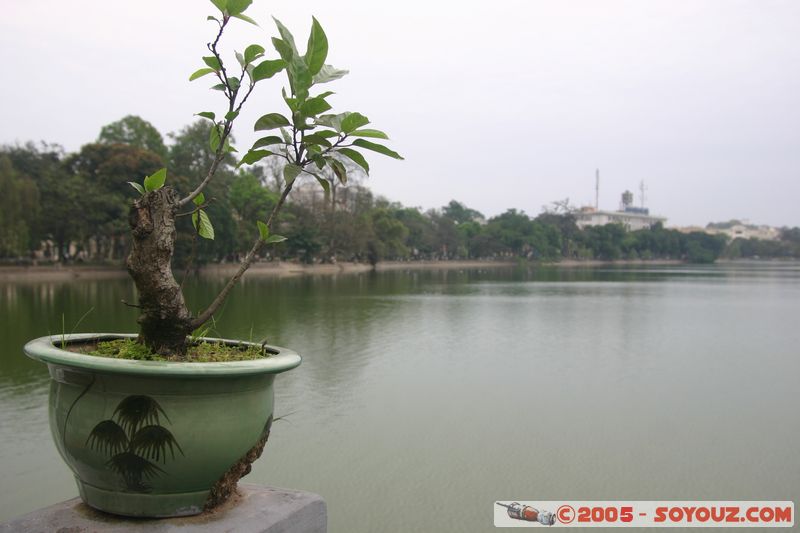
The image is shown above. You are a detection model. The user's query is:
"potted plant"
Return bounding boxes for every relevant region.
[23,0,401,518]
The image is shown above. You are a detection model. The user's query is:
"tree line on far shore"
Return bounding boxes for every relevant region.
[2,116,799,267]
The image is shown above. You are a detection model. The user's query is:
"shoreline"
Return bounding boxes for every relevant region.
[2,257,793,282]
[199,259,520,278]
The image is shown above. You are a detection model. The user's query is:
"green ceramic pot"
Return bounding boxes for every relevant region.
[24,333,301,517]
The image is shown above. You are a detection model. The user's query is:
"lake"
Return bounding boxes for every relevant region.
[1,263,798,531]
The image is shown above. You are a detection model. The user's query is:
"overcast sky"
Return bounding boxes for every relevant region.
[2,0,798,227]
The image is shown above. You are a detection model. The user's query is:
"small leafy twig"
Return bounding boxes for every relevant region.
[177,197,216,217]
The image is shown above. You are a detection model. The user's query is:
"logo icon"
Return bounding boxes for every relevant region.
[496,502,556,526]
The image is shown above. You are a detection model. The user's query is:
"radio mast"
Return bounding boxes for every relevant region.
[595,169,599,210]
[639,180,647,209]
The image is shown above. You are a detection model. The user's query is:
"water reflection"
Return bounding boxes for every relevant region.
[1,264,799,531]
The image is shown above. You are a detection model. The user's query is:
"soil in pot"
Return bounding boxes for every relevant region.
[67,338,275,362]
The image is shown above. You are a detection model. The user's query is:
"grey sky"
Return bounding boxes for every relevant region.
[2,0,798,227]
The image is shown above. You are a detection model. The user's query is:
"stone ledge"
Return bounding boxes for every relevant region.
[0,484,326,533]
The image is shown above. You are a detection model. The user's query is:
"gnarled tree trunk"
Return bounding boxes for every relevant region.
[126,187,193,356]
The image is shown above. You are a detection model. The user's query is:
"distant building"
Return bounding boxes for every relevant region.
[704,221,780,241]
[574,190,666,231]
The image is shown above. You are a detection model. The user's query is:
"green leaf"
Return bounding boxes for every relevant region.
[210,0,227,13]
[272,38,294,63]
[254,113,291,130]
[189,67,216,81]
[314,174,331,193]
[211,83,227,91]
[203,56,222,71]
[207,15,220,22]
[228,76,240,91]
[287,55,312,100]
[272,18,298,56]
[225,110,239,121]
[252,136,284,149]
[257,220,269,240]
[279,128,292,144]
[192,209,215,240]
[224,138,237,153]
[352,139,403,159]
[193,192,206,207]
[143,168,167,192]
[300,95,332,117]
[265,234,287,244]
[232,13,259,26]
[311,129,339,138]
[128,181,145,195]
[283,163,302,185]
[305,17,328,76]
[341,112,370,134]
[338,148,369,174]
[313,64,349,84]
[316,113,347,132]
[227,0,251,16]
[235,51,246,68]
[252,59,285,81]
[209,124,222,151]
[329,159,348,184]
[238,149,274,167]
[244,44,265,64]
[350,128,389,139]
[282,87,299,112]
[196,111,216,121]
[302,132,333,148]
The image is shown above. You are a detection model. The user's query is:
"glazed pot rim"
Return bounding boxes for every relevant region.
[24,333,301,377]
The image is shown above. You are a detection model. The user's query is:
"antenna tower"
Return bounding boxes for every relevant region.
[639,180,647,209]
[595,169,599,210]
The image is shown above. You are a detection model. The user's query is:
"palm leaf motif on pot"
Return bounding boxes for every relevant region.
[130,425,184,462]
[106,452,166,492]
[113,395,170,434]
[86,395,183,492]
[86,420,128,456]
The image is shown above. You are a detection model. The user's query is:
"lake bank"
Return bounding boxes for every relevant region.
[0,258,730,282]
[0,260,517,282]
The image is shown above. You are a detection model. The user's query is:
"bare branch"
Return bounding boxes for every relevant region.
[191,180,296,328]
[178,147,227,207]
[179,16,250,208]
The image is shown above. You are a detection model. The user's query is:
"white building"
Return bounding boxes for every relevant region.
[703,222,780,241]
[574,201,667,231]
[573,189,666,231]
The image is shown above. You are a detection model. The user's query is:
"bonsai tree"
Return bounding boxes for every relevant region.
[127,0,401,356]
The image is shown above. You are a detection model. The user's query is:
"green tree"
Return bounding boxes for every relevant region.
[2,143,81,262]
[369,208,409,262]
[0,155,40,258]
[229,172,278,252]
[66,143,164,261]
[683,232,727,263]
[98,115,169,160]
[442,200,483,225]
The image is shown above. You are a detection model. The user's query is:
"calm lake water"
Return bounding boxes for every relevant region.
[1,263,798,531]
